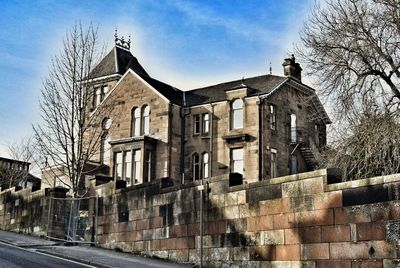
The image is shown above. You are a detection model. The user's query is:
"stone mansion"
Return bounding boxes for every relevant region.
[81,37,330,188]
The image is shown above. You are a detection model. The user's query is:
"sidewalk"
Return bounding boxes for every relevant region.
[0,230,191,268]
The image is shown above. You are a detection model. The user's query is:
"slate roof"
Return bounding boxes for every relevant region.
[185,75,288,106]
[136,72,184,106]
[90,46,148,78]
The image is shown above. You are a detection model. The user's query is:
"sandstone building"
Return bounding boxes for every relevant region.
[85,37,330,187]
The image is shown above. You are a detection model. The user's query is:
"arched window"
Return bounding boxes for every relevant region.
[131,107,141,136]
[192,153,200,181]
[202,152,209,179]
[142,105,150,135]
[231,99,243,129]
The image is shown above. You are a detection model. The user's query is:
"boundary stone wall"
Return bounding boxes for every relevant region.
[3,169,400,267]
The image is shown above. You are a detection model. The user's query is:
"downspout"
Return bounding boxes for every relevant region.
[209,102,215,178]
[257,96,264,180]
[167,103,172,179]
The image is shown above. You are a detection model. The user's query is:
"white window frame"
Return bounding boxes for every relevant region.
[231,147,244,175]
[231,99,244,129]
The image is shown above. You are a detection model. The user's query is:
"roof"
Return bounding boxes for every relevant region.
[185,75,288,106]
[136,72,184,106]
[90,46,149,78]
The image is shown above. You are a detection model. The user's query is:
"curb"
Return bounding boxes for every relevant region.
[36,249,113,268]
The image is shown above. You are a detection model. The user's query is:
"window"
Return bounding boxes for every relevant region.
[142,105,150,135]
[231,148,244,175]
[270,149,277,178]
[192,153,200,180]
[143,149,152,182]
[132,107,141,136]
[124,151,132,182]
[95,87,102,107]
[231,99,244,129]
[115,152,123,180]
[315,124,320,147]
[202,153,209,179]
[202,113,209,134]
[270,105,276,130]
[290,114,297,143]
[93,85,108,108]
[291,155,297,175]
[133,150,142,184]
[193,114,200,135]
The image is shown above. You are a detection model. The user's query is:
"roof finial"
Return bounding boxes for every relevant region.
[241,76,246,87]
[114,28,131,51]
[269,61,272,75]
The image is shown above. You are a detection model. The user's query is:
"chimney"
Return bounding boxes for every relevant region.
[282,54,302,82]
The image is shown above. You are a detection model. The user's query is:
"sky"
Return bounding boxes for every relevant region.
[0,0,314,157]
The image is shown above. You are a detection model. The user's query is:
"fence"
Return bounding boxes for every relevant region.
[47,195,98,244]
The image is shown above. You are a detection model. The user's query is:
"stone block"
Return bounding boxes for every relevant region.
[260,198,289,215]
[224,206,240,220]
[247,215,273,231]
[295,209,333,227]
[329,242,369,259]
[356,222,386,241]
[351,261,383,268]
[321,225,350,242]
[301,243,329,260]
[368,240,397,259]
[313,191,342,210]
[273,213,295,229]
[175,237,195,249]
[249,246,276,261]
[170,224,188,237]
[233,247,249,261]
[260,230,284,245]
[334,206,371,225]
[383,259,400,268]
[315,260,351,268]
[275,244,301,261]
[285,226,321,244]
[168,249,189,263]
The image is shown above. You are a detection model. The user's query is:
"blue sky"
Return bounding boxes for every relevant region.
[0,0,313,157]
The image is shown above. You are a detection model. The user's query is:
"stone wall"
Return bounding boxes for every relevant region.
[3,169,400,267]
[93,169,400,267]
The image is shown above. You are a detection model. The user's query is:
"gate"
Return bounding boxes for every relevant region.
[47,195,98,244]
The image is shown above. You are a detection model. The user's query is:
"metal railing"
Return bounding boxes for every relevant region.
[47,195,98,244]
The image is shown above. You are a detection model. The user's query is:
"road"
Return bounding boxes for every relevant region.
[0,241,94,268]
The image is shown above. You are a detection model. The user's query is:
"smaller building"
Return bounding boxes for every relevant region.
[0,157,39,191]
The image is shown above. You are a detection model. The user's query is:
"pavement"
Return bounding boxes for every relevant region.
[0,230,191,268]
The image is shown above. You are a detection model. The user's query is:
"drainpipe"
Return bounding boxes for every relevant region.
[209,103,215,178]
[167,103,172,179]
[257,96,264,180]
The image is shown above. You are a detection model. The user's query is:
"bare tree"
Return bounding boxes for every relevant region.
[298,0,400,115]
[298,0,400,180]
[33,24,112,195]
[322,111,400,180]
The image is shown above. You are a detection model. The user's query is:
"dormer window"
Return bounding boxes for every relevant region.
[231,99,243,129]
